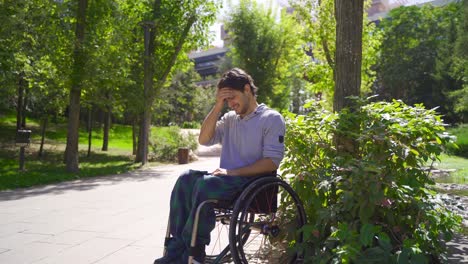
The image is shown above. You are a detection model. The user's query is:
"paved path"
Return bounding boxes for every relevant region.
[447,234,468,263]
[0,156,220,264]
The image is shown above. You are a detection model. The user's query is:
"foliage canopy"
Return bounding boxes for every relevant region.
[375,2,465,123]
[224,0,308,110]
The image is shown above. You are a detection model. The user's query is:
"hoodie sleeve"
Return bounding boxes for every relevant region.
[202,113,227,146]
[262,112,286,167]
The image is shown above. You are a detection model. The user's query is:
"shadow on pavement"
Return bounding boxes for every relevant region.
[446,234,468,263]
[0,168,173,201]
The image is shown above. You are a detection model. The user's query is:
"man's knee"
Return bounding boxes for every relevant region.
[175,170,201,186]
[193,175,218,192]
[193,176,236,203]
[178,170,193,180]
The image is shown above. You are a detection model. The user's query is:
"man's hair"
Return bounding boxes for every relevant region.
[217,68,258,96]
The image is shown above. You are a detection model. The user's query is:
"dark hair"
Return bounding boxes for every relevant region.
[217,68,257,96]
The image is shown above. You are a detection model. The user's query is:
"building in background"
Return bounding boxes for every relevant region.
[189,45,227,86]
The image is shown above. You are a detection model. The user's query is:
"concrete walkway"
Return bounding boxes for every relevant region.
[0,156,220,264]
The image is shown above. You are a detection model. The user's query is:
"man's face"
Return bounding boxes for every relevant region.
[223,87,251,117]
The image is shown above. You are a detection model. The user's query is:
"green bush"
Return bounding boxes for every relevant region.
[282,99,461,263]
[181,121,201,129]
[149,126,198,162]
[446,124,468,158]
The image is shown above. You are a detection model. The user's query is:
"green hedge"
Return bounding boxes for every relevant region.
[447,124,468,158]
[149,126,198,162]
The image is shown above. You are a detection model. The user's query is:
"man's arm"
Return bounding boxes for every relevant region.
[198,105,222,145]
[198,89,233,145]
[212,158,278,177]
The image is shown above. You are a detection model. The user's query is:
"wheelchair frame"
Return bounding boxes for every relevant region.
[163,175,307,264]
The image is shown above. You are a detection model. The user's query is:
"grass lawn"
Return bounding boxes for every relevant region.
[0,112,177,191]
[432,154,468,185]
[448,124,468,157]
[0,148,140,190]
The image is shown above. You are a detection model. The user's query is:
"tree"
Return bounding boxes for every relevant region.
[114,0,148,156]
[0,0,71,159]
[290,0,336,102]
[333,0,364,112]
[81,0,135,152]
[134,0,218,164]
[154,67,216,126]
[64,0,89,173]
[225,0,307,110]
[0,0,69,129]
[290,0,381,107]
[448,0,467,122]
[375,3,464,123]
[0,0,32,130]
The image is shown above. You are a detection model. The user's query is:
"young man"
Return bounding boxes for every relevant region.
[154,68,286,264]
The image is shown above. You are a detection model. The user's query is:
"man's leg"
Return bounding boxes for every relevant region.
[180,175,252,263]
[155,170,207,264]
[169,170,209,239]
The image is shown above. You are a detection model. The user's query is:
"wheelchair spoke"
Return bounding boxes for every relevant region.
[207,210,232,261]
[209,222,229,255]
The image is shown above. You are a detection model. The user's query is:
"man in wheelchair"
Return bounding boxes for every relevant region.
[154,68,286,264]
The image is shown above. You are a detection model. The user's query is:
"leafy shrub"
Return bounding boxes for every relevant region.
[181,121,201,129]
[149,127,198,162]
[446,124,468,158]
[281,99,461,263]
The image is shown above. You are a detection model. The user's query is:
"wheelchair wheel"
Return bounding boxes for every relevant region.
[229,177,306,264]
[206,208,255,263]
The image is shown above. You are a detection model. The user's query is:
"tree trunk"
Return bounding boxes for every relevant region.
[102,106,110,151]
[333,0,364,155]
[136,110,150,164]
[16,72,26,130]
[87,107,92,157]
[21,85,29,128]
[132,117,138,155]
[38,116,48,158]
[135,22,155,165]
[64,0,88,173]
[135,1,196,164]
[65,88,81,171]
[333,0,363,112]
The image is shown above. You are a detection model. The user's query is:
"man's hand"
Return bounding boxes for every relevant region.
[211,168,229,176]
[199,88,234,145]
[215,88,234,108]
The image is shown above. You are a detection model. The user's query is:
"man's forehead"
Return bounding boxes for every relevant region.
[219,87,239,92]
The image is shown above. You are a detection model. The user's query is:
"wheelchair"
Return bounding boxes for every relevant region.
[163,175,307,264]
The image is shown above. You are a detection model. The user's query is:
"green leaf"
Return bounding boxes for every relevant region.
[411,253,428,264]
[376,233,392,252]
[359,201,374,224]
[359,223,376,247]
[396,248,410,264]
